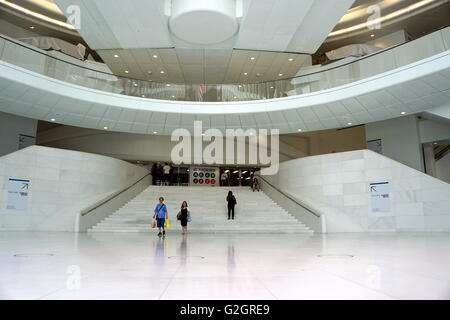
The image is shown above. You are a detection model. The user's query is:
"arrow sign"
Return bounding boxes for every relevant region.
[369,182,390,212]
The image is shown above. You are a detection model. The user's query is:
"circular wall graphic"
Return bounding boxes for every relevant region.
[199,179,204,184]
[193,172,199,177]
[211,179,216,184]
[199,172,204,178]
[193,178,199,184]
[205,179,210,184]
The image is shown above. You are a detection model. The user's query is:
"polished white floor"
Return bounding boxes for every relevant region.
[1,231,450,300]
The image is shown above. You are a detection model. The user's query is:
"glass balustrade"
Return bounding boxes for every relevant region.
[0,26,448,102]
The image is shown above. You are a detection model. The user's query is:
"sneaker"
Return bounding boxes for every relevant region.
[157,232,162,236]
[163,230,166,236]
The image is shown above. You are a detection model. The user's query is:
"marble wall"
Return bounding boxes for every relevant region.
[0,111,37,157]
[262,150,450,232]
[0,146,149,231]
[365,115,424,172]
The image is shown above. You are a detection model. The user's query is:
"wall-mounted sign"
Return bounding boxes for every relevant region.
[369,181,390,213]
[6,178,30,211]
[18,134,36,150]
[189,167,218,186]
[367,139,382,154]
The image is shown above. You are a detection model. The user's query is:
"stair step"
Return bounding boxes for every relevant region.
[89,186,312,233]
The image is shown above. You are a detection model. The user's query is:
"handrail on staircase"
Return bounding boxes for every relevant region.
[81,172,151,216]
[257,175,320,218]
[435,144,450,162]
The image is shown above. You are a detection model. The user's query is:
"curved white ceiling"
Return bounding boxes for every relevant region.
[0,49,449,135]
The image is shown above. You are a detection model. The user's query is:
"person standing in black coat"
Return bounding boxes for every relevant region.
[151,163,158,185]
[226,191,237,220]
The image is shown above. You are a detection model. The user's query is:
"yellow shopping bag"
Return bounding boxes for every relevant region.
[165,218,170,229]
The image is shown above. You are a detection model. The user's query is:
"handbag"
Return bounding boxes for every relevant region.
[151,219,156,228]
[188,215,192,223]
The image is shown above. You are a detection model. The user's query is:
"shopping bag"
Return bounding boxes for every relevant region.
[188,215,192,223]
[165,218,170,229]
[151,219,156,228]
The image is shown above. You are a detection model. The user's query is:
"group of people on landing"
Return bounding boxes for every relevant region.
[150,162,173,186]
[152,191,238,236]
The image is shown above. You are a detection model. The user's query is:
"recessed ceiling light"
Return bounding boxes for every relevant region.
[50,118,56,122]
[433,142,438,145]
[270,86,274,89]
[166,84,171,87]
[113,54,119,58]
[250,57,255,60]
[133,83,138,86]
[202,133,205,136]
[298,129,302,132]
[153,131,157,134]
[370,34,375,38]
[244,72,248,76]
[401,111,406,115]
[29,26,35,29]
[124,70,129,74]
[278,73,283,77]
[347,122,352,125]
[141,95,145,97]
[171,95,175,98]
[288,58,293,61]
[147,71,152,74]
[160,70,165,74]
[238,85,242,88]
[153,55,158,58]
[103,126,108,130]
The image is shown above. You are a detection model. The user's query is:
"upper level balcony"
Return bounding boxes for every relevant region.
[0,26,449,134]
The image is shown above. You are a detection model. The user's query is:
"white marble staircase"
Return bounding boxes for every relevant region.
[88,186,312,233]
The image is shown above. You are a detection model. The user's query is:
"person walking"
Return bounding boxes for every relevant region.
[153,197,168,237]
[251,177,260,192]
[226,191,237,220]
[176,201,190,235]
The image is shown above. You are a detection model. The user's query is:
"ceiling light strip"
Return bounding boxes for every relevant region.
[329,0,436,37]
[0,0,75,30]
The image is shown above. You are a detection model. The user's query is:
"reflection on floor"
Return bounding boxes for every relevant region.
[1,232,449,300]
